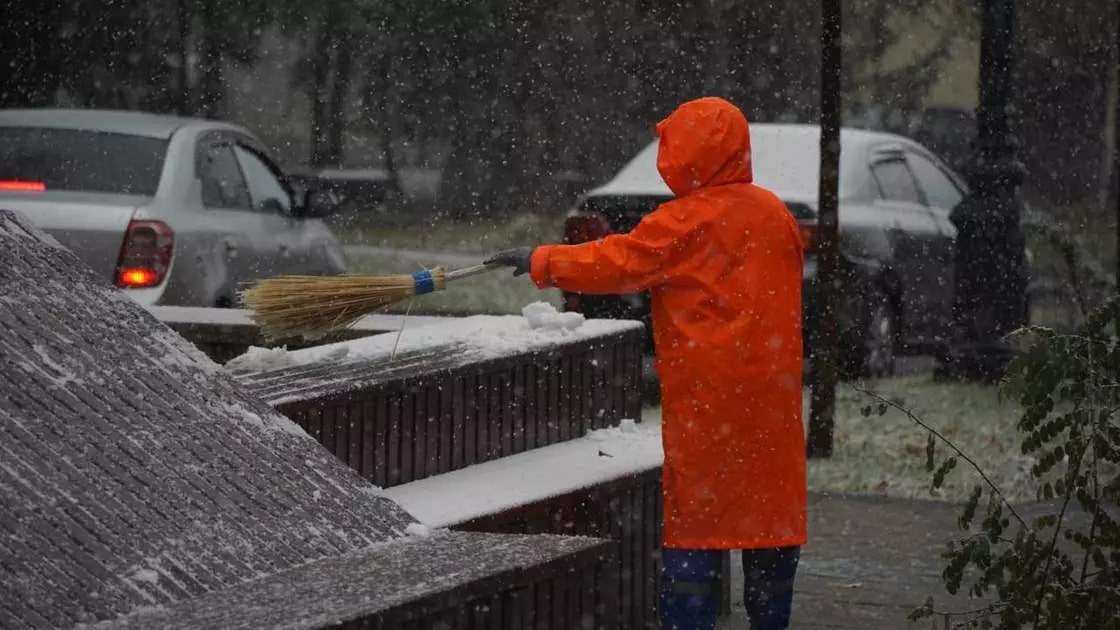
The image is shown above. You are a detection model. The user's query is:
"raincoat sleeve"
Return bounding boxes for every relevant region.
[529,201,709,294]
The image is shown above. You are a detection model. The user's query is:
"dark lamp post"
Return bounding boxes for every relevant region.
[941,0,1028,382]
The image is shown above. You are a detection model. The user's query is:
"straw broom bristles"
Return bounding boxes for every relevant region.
[238,263,497,341]
[238,267,448,341]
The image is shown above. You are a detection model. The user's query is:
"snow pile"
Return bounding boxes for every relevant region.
[522,301,585,332]
[404,523,432,538]
[361,484,387,498]
[151,329,222,375]
[224,303,639,373]
[221,401,313,441]
[586,418,640,441]
[226,344,349,372]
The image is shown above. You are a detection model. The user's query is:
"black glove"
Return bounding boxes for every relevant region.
[484,246,535,277]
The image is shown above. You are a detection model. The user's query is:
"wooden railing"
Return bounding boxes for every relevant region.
[232,320,645,488]
[225,313,685,626]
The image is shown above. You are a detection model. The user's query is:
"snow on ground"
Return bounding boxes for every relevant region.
[644,375,1038,503]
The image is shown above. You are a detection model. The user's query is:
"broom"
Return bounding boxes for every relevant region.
[238,264,498,341]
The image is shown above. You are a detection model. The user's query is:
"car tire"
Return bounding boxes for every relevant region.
[841,286,897,379]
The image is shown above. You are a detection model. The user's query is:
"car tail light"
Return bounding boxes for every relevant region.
[0,180,46,192]
[564,213,612,244]
[114,220,174,289]
[798,222,819,252]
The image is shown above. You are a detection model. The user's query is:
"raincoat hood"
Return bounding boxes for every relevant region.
[655,97,753,196]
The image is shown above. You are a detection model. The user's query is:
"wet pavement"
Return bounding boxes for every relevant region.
[720,492,1001,629]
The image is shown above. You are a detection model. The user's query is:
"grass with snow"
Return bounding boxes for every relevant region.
[644,375,1037,504]
[345,251,562,315]
[337,213,564,255]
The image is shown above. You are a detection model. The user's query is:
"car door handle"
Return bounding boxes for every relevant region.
[224,238,237,254]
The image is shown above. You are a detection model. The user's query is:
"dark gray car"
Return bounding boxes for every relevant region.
[0,108,347,308]
[560,123,968,378]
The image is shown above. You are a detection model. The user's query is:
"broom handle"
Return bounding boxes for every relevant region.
[445,264,501,282]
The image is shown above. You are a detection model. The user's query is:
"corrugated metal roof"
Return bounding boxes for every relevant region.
[0,208,420,627]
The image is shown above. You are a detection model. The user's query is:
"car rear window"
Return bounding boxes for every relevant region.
[0,127,168,196]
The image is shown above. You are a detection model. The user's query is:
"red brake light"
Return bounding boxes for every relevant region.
[564,213,612,244]
[118,267,159,287]
[114,220,174,289]
[0,180,46,192]
[798,222,819,252]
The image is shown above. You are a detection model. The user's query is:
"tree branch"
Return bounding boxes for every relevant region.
[852,384,1027,527]
[1033,435,1088,626]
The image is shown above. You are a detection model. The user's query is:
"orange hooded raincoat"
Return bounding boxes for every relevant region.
[530,97,808,549]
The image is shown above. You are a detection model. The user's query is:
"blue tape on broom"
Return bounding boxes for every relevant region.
[412,270,436,295]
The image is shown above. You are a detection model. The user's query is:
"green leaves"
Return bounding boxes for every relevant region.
[860,402,890,418]
[932,456,958,491]
[960,485,984,530]
[907,297,1120,629]
[1031,444,1068,477]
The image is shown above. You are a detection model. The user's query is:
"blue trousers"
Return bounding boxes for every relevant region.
[660,546,800,630]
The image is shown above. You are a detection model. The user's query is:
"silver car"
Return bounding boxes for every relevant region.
[0,108,348,307]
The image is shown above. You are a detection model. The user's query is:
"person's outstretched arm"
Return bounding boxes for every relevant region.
[487,200,710,296]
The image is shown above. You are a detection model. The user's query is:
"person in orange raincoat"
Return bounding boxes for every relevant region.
[486,96,807,630]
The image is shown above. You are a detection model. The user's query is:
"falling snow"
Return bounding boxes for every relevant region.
[4,2,1119,627]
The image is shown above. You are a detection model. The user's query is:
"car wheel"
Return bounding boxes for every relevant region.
[842,287,897,379]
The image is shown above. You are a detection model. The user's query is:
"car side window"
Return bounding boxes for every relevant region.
[199,144,251,209]
[233,145,292,214]
[871,158,922,204]
[906,152,964,210]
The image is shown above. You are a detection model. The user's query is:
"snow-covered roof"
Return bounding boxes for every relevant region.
[0,209,606,629]
[91,531,608,630]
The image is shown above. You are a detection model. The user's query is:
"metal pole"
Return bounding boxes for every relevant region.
[944,0,1026,382]
[808,0,842,459]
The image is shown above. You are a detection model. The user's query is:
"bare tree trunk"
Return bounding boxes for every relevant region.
[0,1,61,107]
[1101,22,1119,211]
[320,33,353,169]
[308,19,335,168]
[195,0,224,118]
[176,0,191,115]
[374,54,402,197]
[808,0,842,459]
